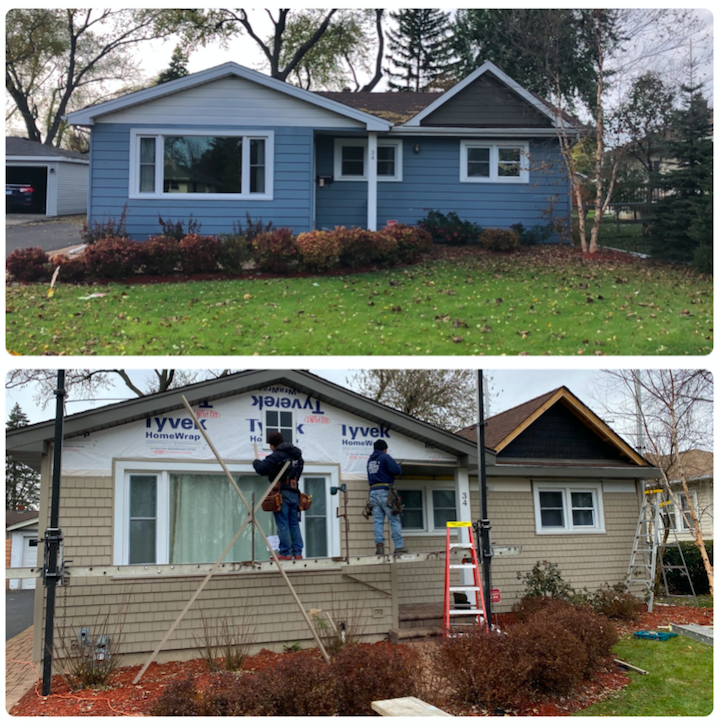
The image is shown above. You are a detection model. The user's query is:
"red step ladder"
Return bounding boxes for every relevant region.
[443,521,488,635]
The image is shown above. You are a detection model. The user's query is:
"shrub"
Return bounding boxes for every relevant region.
[217,233,253,273]
[140,236,181,276]
[366,231,398,264]
[149,675,203,716]
[6,247,50,282]
[80,204,127,244]
[516,561,575,601]
[507,614,588,696]
[158,213,202,241]
[381,223,433,263]
[296,230,341,271]
[479,227,520,252]
[179,234,221,273]
[590,582,644,621]
[200,672,267,716]
[417,209,481,245]
[83,236,142,279]
[661,540,713,595]
[511,222,554,246]
[512,595,561,623]
[252,228,298,274]
[234,212,274,240]
[335,227,377,267]
[438,628,532,710]
[194,610,254,672]
[331,642,421,716]
[51,254,88,283]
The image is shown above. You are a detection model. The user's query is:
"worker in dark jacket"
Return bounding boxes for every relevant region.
[253,431,305,560]
[367,439,405,555]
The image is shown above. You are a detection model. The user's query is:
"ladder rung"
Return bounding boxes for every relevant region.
[449,609,486,615]
[449,564,476,569]
[449,543,472,549]
[449,586,480,592]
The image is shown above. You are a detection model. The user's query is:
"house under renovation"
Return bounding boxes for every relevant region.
[5,370,661,667]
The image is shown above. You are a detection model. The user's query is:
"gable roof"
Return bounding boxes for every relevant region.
[6,509,39,529]
[315,91,443,124]
[66,63,391,131]
[457,386,649,466]
[6,137,88,163]
[401,61,573,130]
[5,370,484,471]
[646,449,713,482]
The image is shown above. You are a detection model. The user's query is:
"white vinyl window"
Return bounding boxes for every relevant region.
[333,138,403,181]
[130,128,274,200]
[114,461,339,565]
[533,482,605,534]
[665,491,698,533]
[265,410,294,443]
[460,140,529,183]
[397,485,458,533]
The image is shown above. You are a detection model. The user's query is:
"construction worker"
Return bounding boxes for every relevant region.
[366,439,406,555]
[253,431,305,561]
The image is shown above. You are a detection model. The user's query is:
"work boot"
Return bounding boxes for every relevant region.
[394,547,408,554]
[375,543,384,555]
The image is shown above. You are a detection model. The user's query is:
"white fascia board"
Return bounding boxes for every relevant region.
[404,60,567,128]
[7,156,88,165]
[66,62,391,131]
[390,127,562,138]
[6,518,39,533]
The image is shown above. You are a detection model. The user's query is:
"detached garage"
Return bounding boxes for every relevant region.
[6,137,88,217]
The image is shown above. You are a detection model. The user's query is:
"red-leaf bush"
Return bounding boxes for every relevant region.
[512,595,560,623]
[296,230,341,271]
[51,254,88,283]
[83,236,142,279]
[381,223,433,263]
[331,642,422,716]
[438,627,533,710]
[335,227,397,268]
[6,247,50,282]
[141,236,181,276]
[179,234,221,274]
[217,233,253,274]
[149,675,203,716]
[252,228,298,274]
[200,672,267,716]
[590,583,643,621]
[479,227,520,252]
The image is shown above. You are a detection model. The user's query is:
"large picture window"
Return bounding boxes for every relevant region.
[460,140,529,183]
[533,482,605,534]
[130,129,274,200]
[114,462,338,565]
[333,138,403,182]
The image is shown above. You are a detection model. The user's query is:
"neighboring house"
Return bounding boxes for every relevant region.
[6,509,39,590]
[646,449,713,543]
[5,371,659,666]
[5,137,89,216]
[65,61,575,241]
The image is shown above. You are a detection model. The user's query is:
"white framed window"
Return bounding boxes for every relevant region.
[114,461,339,565]
[532,482,606,534]
[397,485,458,534]
[129,128,274,200]
[460,140,529,184]
[333,138,403,182]
[665,491,698,533]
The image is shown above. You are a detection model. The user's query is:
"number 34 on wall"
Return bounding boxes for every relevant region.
[461,491,468,507]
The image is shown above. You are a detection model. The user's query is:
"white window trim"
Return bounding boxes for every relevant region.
[672,490,698,533]
[129,128,274,201]
[460,140,529,184]
[113,460,339,566]
[396,482,457,535]
[333,138,403,182]
[533,482,606,535]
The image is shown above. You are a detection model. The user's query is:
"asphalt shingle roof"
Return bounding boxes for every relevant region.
[6,137,88,161]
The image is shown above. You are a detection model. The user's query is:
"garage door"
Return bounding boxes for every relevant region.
[6,165,47,214]
[21,535,38,590]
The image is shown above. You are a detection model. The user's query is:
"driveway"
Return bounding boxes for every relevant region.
[5,214,86,257]
[6,589,35,640]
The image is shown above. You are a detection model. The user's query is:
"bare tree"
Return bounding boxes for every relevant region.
[593,369,713,598]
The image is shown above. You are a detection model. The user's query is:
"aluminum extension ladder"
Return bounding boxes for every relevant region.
[625,488,698,612]
[443,521,488,635]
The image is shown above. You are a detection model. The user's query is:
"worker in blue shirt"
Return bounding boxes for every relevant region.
[366,439,406,555]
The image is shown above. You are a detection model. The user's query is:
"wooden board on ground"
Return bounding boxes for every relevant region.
[371,696,451,717]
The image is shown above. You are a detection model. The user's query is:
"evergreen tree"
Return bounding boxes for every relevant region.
[385,9,455,92]
[155,45,190,85]
[5,403,40,510]
[649,85,713,268]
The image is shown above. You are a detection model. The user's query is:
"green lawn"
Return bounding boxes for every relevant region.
[576,634,713,716]
[6,248,712,355]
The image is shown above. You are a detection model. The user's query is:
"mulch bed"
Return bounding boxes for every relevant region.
[10,604,712,717]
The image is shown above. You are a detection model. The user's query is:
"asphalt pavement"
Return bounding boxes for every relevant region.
[6,589,35,640]
[5,214,86,257]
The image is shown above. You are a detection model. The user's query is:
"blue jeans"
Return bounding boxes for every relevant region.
[274,490,304,556]
[369,487,403,549]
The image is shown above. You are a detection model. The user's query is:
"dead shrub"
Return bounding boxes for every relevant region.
[311,603,367,656]
[331,642,422,715]
[512,595,564,623]
[149,674,203,716]
[592,583,644,621]
[437,628,532,710]
[194,609,255,672]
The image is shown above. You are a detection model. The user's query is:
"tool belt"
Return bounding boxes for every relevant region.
[387,486,404,516]
[261,484,282,512]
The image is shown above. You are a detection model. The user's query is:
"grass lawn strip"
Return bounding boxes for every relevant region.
[6,249,712,356]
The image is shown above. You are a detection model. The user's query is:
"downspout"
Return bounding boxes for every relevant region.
[367,131,378,231]
[474,370,493,627]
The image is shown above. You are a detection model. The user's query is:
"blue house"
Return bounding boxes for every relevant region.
[67,61,575,240]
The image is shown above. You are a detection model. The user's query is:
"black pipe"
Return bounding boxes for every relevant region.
[474,371,493,628]
[42,370,65,695]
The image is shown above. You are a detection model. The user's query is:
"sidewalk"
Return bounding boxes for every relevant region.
[5,626,39,711]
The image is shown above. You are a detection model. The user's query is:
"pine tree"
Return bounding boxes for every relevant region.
[155,45,190,85]
[6,403,40,510]
[385,9,454,92]
[649,85,713,268]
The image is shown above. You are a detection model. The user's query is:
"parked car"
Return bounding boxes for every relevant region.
[6,183,34,210]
